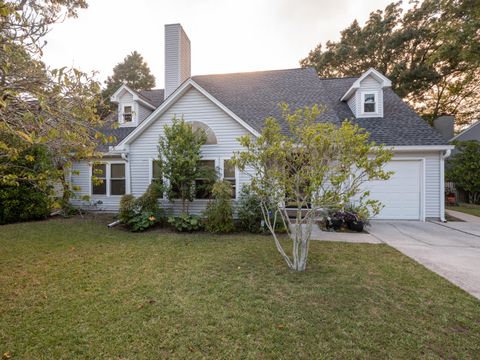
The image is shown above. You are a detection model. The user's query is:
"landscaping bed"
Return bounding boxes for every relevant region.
[1,217,479,359]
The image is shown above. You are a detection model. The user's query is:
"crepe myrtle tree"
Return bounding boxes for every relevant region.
[158,117,216,214]
[233,104,393,271]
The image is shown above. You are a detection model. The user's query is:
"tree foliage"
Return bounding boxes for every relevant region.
[103,51,156,101]
[203,180,235,233]
[446,140,480,204]
[0,0,109,206]
[233,104,393,271]
[158,117,215,214]
[0,144,53,224]
[300,0,480,125]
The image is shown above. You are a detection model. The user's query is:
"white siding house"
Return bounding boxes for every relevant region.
[69,24,453,221]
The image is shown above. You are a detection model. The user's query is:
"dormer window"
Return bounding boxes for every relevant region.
[123,105,133,122]
[363,93,376,113]
[341,68,390,119]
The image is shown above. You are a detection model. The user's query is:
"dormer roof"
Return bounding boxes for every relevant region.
[340,68,392,101]
[110,84,160,110]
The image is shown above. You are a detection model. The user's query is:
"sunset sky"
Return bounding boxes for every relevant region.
[43,0,400,88]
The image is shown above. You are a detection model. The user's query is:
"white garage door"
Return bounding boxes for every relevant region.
[365,160,422,220]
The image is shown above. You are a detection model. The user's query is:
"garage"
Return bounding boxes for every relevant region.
[365,160,423,220]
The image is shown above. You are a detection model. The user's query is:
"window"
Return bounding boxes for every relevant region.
[123,105,133,122]
[92,163,107,195]
[91,163,126,196]
[190,121,217,145]
[110,164,126,195]
[195,160,216,199]
[223,159,236,198]
[363,93,376,113]
[151,160,162,183]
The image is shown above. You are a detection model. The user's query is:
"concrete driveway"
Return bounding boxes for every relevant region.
[369,221,480,300]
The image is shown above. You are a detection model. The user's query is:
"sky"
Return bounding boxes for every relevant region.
[43,0,397,88]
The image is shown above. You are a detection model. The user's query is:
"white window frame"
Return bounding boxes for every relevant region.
[118,102,137,127]
[149,158,167,200]
[220,157,239,199]
[90,161,127,197]
[360,91,379,116]
[193,158,218,200]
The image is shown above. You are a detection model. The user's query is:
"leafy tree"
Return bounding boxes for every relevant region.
[0,144,53,224]
[233,104,392,271]
[0,0,109,207]
[158,117,216,214]
[446,140,480,204]
[300,0,480,126]
[103,51,156,101]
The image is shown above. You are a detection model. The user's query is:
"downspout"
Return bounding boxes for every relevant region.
[440,149,451,222]
[121,152,131,194]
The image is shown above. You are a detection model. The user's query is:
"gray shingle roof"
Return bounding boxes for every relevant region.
[193,68,448,146]
[101,68,448,150]
[137,89,164,107]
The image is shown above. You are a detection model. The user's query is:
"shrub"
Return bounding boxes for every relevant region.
[0,145,53,224]
[236,185,264,233]
[167,213,202,232]
[203,181,234,233]
[118,183,163,232]
[0,184,53,224]
[119,194,137,224]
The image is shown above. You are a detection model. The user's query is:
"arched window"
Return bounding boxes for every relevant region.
[189,121,217,145]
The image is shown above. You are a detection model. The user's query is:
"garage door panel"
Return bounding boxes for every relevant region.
[364,160,422,220]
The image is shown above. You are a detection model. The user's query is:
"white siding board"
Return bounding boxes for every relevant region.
[137,103,153,123]
[129,87,252,215]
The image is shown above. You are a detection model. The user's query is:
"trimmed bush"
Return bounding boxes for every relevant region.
[118,182,163,232]
[236,185,264,233]
[203,180,234,233]
[0,184,52,224]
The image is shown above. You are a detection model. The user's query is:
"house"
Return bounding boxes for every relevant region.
[70,23,453,221]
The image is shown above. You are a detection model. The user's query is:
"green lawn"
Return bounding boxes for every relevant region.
[1,217,479,359]
[447,203,480,218]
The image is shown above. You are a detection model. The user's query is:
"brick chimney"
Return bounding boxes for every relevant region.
[164,24,191,98]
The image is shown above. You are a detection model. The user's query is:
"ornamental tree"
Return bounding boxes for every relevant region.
[158,117,216,214]
[446,140,480,204]
[233,104,393,271]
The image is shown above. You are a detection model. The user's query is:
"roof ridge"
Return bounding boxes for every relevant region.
[192,67,313,78]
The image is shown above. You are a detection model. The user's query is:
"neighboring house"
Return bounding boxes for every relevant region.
[70,23,453,221]
[449,120,480,144]
[433,115,480,153]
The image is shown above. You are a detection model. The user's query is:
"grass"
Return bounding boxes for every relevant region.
[1,217,480,359]
[447,203,480,218]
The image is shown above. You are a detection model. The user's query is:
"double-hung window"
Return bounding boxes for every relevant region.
[195,160,216,199]
[123,105,133,122]
[110,164,126,195]
[223,159,236,199]
[91,163,126,196]
[92,163,107,195]
[363,93,377,113]
[151,160,162,184]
